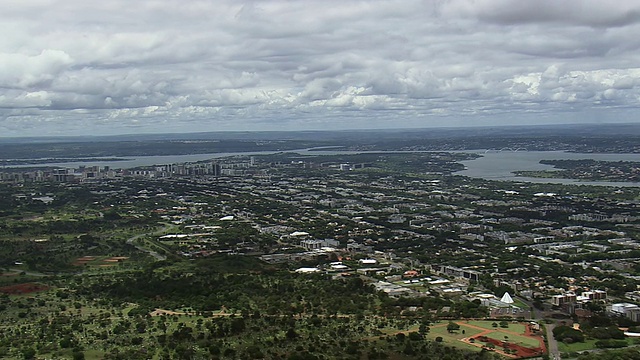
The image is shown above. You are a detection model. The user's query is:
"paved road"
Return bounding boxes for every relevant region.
[515,295,559,359]
[126,225,173,261]
[515,295,543,320]
[5,268,49,277]
[545,323,561,360]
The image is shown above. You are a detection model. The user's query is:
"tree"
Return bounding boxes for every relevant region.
[21,348,36,360]
[286,328,298,339]
[447,322,460,333]
[552,325,584,343]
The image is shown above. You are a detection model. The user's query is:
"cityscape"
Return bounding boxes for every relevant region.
[1,127,640,359]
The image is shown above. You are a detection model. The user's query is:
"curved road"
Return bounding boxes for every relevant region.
[125,225,173,261]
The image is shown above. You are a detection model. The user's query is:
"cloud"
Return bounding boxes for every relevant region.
[0,50,73,89]
[443,0,640,28]
[1,0,640,136]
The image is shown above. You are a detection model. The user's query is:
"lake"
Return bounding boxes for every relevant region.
[456,150,640,187]
[6,149,640,187]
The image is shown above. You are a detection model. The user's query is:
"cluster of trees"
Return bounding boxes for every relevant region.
[77,257,379,316]
[553,325,585,343]
[554,320,629,348]
[0,257,505,360]
[575,348,640,359]
[536,159,640,182]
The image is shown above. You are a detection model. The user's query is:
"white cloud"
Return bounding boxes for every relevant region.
[1,0,640,136]
[0,50,73,89]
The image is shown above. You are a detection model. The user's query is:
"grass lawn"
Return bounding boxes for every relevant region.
[84,349,107,360]
[558,337,640,353]
[467,320,526,334]
[424,333,481,352]
[425,322,491,352]
[512,298,530,310]
[557,339,599,353]
[430,323,483,340]
[0,273,36,286]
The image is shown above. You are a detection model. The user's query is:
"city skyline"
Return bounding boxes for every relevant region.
[2,0,640,137]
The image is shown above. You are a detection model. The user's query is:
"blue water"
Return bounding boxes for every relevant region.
[6,149,640,187]
[456,150,640,187]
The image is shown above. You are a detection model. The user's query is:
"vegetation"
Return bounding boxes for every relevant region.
[515,159,640,182]
[2,138,640,359]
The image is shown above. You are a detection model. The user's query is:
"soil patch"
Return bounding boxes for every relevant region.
[0,283,49,295]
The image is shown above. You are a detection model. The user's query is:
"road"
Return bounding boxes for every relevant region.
[5,268,49,277]
[514,295,560,359]
[515,295,543,320]
[545,322,561,360]
[125,225,173,261]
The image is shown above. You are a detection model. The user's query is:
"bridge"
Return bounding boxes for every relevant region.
[484,147,528,153]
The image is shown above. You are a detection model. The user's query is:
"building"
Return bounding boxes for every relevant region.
[581,290,607,301]
[432,265,480,282]
[552,293,577,307]
[300,239,339,250]
[610,303,640,322]
[359,258,378,265]
[373,281,412,298]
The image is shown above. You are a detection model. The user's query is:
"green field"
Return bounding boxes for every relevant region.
[557,337,640,353]
[429,323,484,339]
[467,320,527,334]
[557,339,600,353]
[512,298,530,310]
[424,320,540,353]
[425,324,483,352]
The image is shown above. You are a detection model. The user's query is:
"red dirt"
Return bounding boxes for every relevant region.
[0,283,49,295]
[76,256,96,261]
[472,335,545,358]
[73,256,128,266]
[72,256,96,266]
[449,322,547,359]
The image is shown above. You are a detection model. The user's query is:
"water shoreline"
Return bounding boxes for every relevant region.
[3,149,640,187]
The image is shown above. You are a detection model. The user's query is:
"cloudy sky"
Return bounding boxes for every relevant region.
[2,0,640,136]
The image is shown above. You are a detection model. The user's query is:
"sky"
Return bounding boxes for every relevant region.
[2,0,640,137]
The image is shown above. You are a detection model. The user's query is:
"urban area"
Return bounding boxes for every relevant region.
[1,131,640,360]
